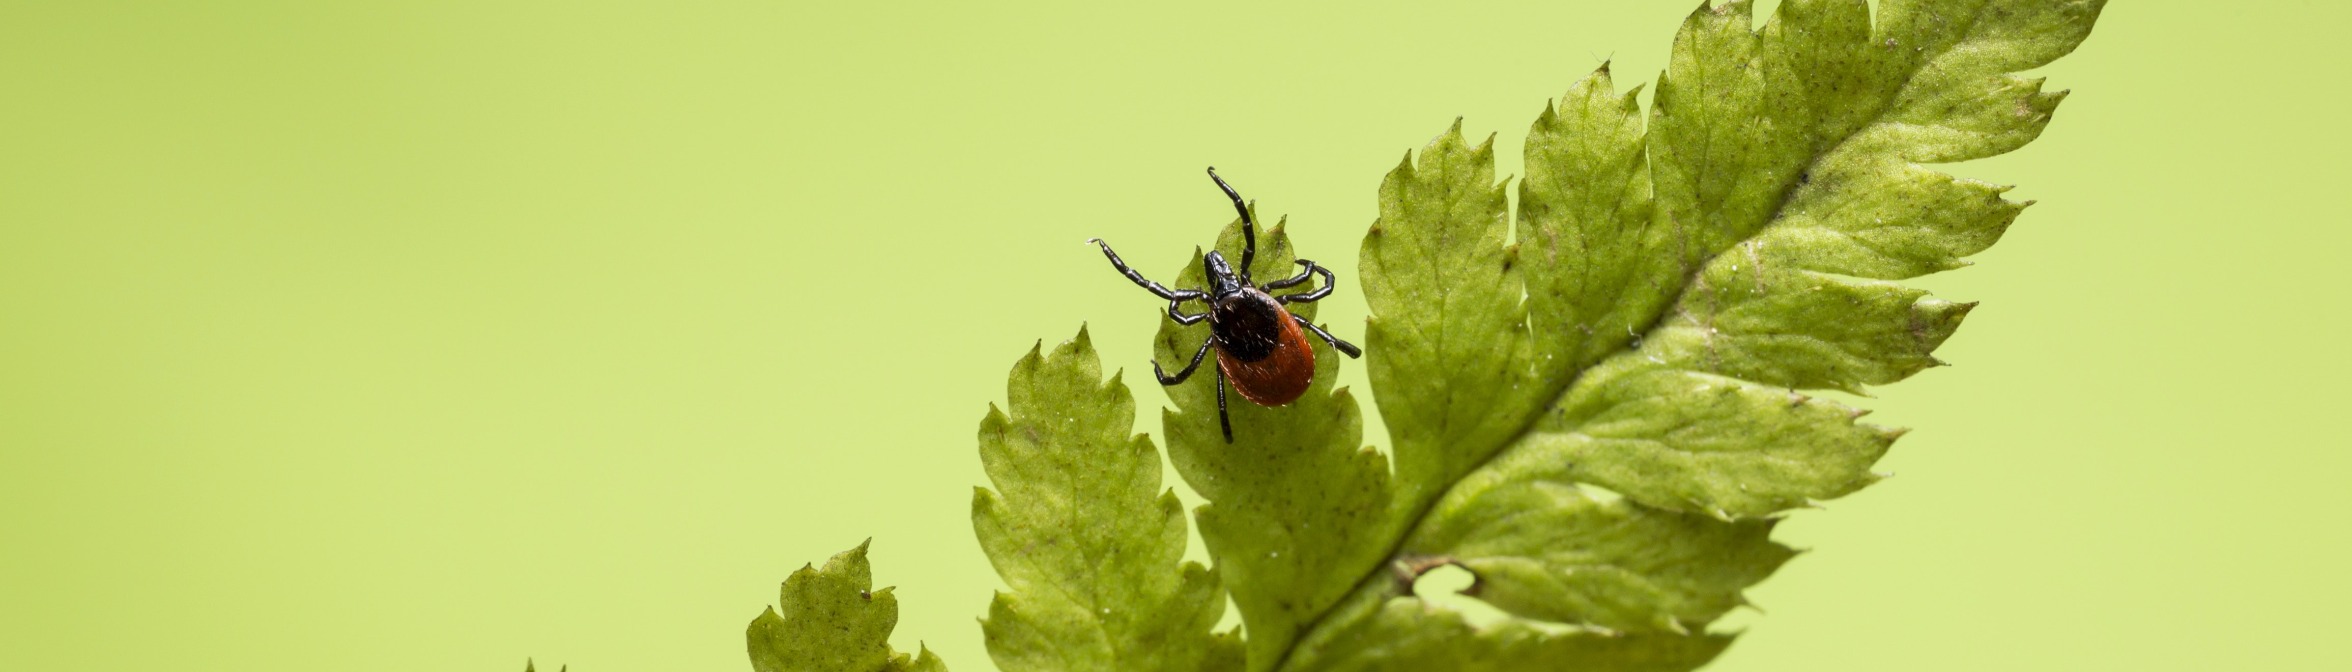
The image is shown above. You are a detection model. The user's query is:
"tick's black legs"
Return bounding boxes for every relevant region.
[1168,298,1208,325]
[1270,260,1337,305]
[1156,338,1215,385]
[1215,366,1234,442]
[1208,167,1255,282]
[1263,259,1317,290]
[1092,238,1207,303]
[1102,165,1351,446]
[1158,336,1231,443]
[1294,313,1363,358]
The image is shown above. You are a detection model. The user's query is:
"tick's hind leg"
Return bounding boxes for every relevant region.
[1293,313,1363,358]
[1216,366,1234,443]
[1271,260,1336,304]
[1156,338,1215,385]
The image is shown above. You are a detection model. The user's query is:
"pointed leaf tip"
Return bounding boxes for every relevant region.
[749,541,943,672]
[976,329,1237,671]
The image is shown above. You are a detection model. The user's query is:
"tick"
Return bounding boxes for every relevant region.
[1088,167,1363,443]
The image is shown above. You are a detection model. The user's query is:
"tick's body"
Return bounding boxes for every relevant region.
[1089,168,1361,442]
[1210,287,1315,406]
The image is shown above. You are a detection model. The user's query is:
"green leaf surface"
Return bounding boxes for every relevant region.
[747,541,947,672]
[1518,64,1663,380]
[1147,214,1394,671]
[960,2,2106,670]
[1527,365,1903,517]
[1284,598,1732,672]
[1411,477,1795,633]
[1275,0,2105,668]
[1504,0,2099,520]
[1361,122,1548,519]
[973,328,1242,672]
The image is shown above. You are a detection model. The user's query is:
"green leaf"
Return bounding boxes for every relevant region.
[1517,64,1664,378]
[1507,0,2100,520]
[1526,365,1904,517]
[1284,598,1732,672]
[747,541,947,672]
[1360,121,1549,519]
[973,327,1243,672]
[1149,213,1394,671]
[1410,477,1795,633]
[961,1,2104,670]
[1258,0,2101,668]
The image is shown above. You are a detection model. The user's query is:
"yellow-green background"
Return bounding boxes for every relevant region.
[3,1,2343,670]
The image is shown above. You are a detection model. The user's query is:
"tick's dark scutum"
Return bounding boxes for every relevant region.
[1210,289,1288,362]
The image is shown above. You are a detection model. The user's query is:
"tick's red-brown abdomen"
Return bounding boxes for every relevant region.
[1217,312,1315,406]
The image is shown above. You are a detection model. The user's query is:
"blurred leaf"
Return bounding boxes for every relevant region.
[973,327,1243,671]
[747,541,946,672]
